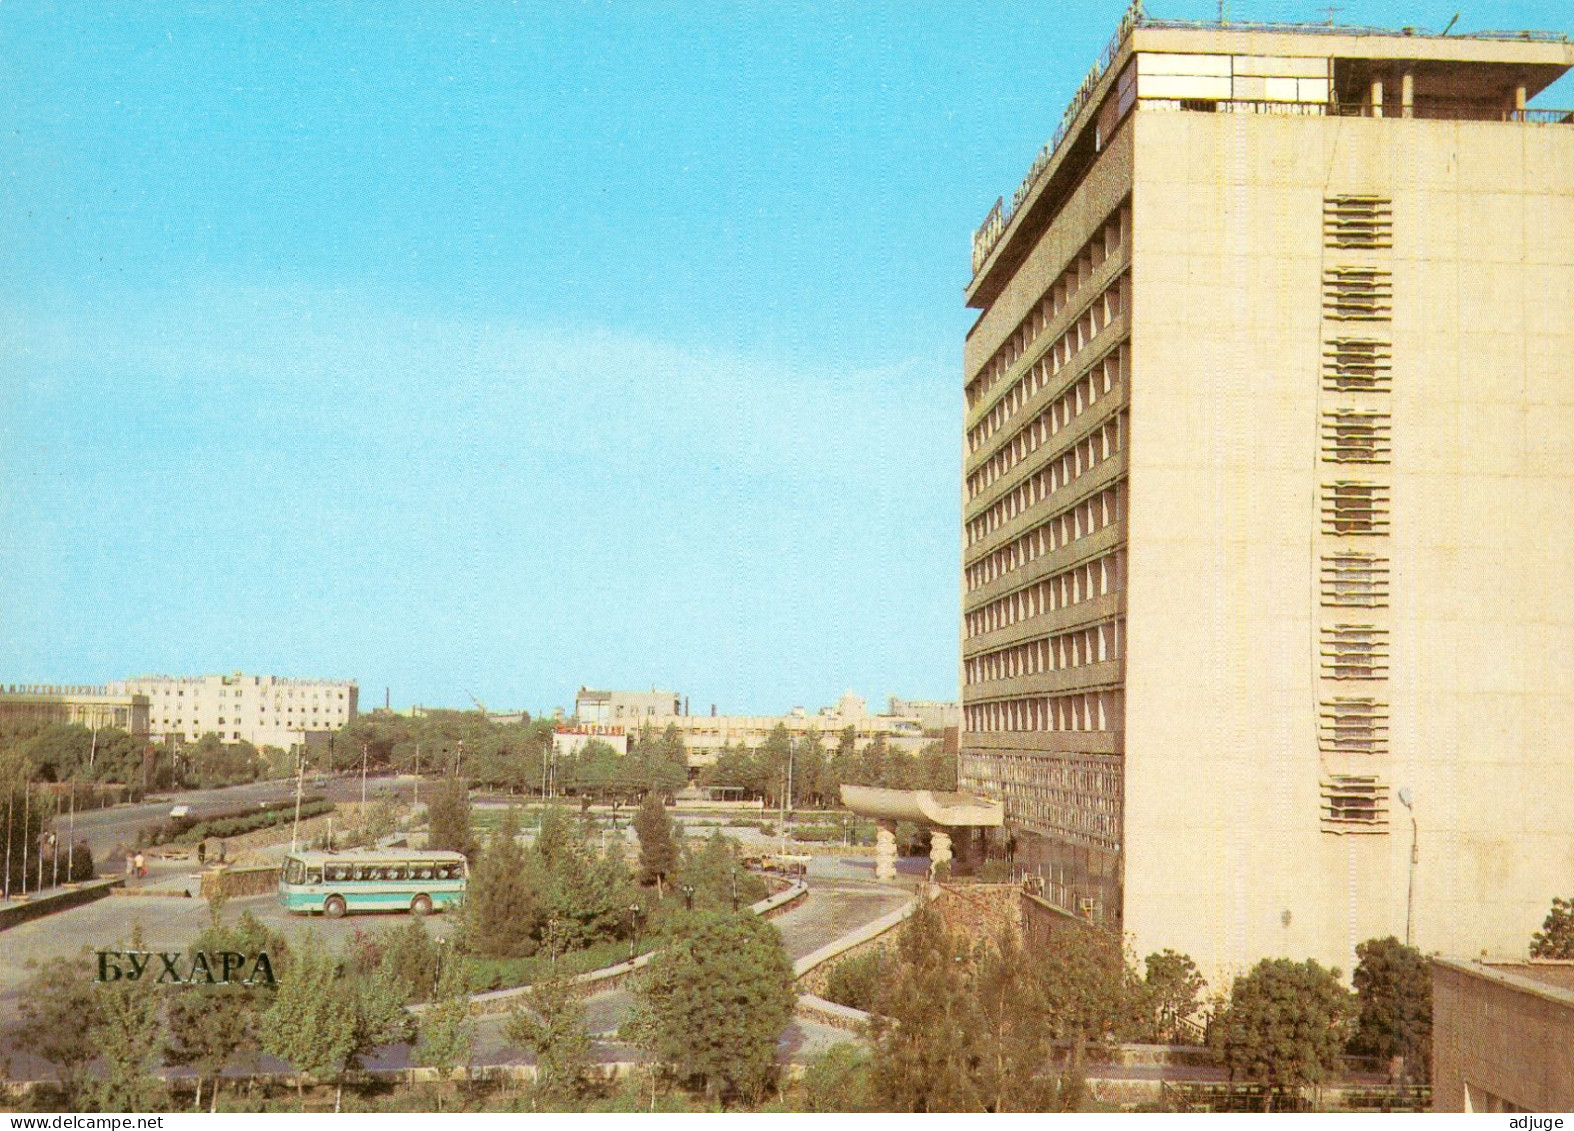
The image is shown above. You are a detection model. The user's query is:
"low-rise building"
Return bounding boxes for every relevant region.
[1432,957,1574,1112]
[0,684,150,737]
[574,687,683,724]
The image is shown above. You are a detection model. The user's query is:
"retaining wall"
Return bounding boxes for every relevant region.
[0,877,124,931]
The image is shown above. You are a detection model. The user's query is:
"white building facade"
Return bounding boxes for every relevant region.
[112,672,359,749]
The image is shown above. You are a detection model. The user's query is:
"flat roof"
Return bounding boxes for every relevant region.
[965,15,1574,309]
[1433,957,1574,1009]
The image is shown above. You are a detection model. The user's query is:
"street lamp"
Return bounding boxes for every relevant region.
[680,884,695,912]
[628,904,642,961]
[1398,787,1418,947]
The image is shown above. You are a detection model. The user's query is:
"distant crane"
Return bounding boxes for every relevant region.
[467,691,488,717]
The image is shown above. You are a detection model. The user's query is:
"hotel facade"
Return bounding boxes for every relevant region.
[958,10,1574,983]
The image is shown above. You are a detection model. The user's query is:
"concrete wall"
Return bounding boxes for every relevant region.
[1123,109,1574,987]
[1432,958,1574,1112]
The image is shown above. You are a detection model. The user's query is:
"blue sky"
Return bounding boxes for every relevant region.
[3,1,1570,715]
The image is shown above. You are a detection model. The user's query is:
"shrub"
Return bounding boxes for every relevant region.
[822,950,889,1013]
[67,842,95,883]
[791,826,840,843]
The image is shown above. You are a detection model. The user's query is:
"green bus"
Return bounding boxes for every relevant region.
[279,849,468,918]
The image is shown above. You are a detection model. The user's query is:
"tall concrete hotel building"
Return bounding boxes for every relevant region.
[959,8,1574,982]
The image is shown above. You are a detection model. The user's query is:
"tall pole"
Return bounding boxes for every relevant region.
[66,783,76,880]
[3,787,11,901]
[20,782,29,897]
[1405,811,1419,947]
[413,743,420,808]
[361,743,368,812]
[290,746,305,854]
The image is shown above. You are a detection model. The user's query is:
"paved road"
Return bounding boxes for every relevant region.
[0,849,912,1082]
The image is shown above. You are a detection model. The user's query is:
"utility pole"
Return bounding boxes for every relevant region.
[361,743,369,813]
[3,788,12,901]
[414,742,421,807]
[290,746,305,854]
[20,782,29,897]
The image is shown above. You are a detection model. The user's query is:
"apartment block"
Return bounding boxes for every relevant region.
[960,9,1574,984]
[113,672,358,749]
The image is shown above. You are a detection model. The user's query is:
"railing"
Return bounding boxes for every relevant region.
[970,9,1569,279]
[1136,98,1574,125]
[971,0,1144,276]
[1137,17,1566,43]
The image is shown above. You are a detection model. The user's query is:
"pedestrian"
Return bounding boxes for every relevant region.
[134,851,146,879]
[124,851,134,878]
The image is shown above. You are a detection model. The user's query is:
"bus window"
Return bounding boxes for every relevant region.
[417,868,432,880]
[284,857,306,885]
[326,864,348,883]
[307,868,322,884]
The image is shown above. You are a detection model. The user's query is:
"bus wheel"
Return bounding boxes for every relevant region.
[411,894,433,916]
[324,895,347,919]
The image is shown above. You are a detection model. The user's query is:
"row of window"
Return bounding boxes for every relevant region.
[141,687,347,700]
[964,548,1124,639]
[968,273,1130,454]
[966,344,1127,498]
[964,618,1125,686]
[963,689,1124,734]
[966,412,1127,547]
[966,203,1130,412]
[959,752,1122,849]
[965,483,1125,592]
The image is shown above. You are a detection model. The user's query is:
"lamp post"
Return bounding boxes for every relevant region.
[680,884,695,912]
[628,904,642,961]
[1398,787,1418,947]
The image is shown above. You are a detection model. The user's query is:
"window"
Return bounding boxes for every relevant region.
[1320,553,1390,607]
[1320,624,1389,679]
[1321,481,1390,536]
[1321,410,1391,463]
[1323,195,1392,249]
[1318,698,1388,755]
[1320,775,1389,831]
[1323,267,1392,321]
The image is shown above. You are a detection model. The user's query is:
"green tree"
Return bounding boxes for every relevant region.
[378,917,441,1003]
[1211,957,1355,1110]
[463,808,541,958]
[633,793,679,890]
[505,973,593,1108]
[16,954,103,1100]
[626,911,796,1103]
[1349,936,1431,1083]
[800,1044,878,1112]
[675,830,764,912]
[426,777,477,858]
[1138,949,1208,1044]
[973,929,1067,1111]
[85,966,169,1112]
[413,958,476,1103]
[868,903,982,1111]
[166,987,257,1111]
[1531,895,1574,959]
[259,934,357,1108]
